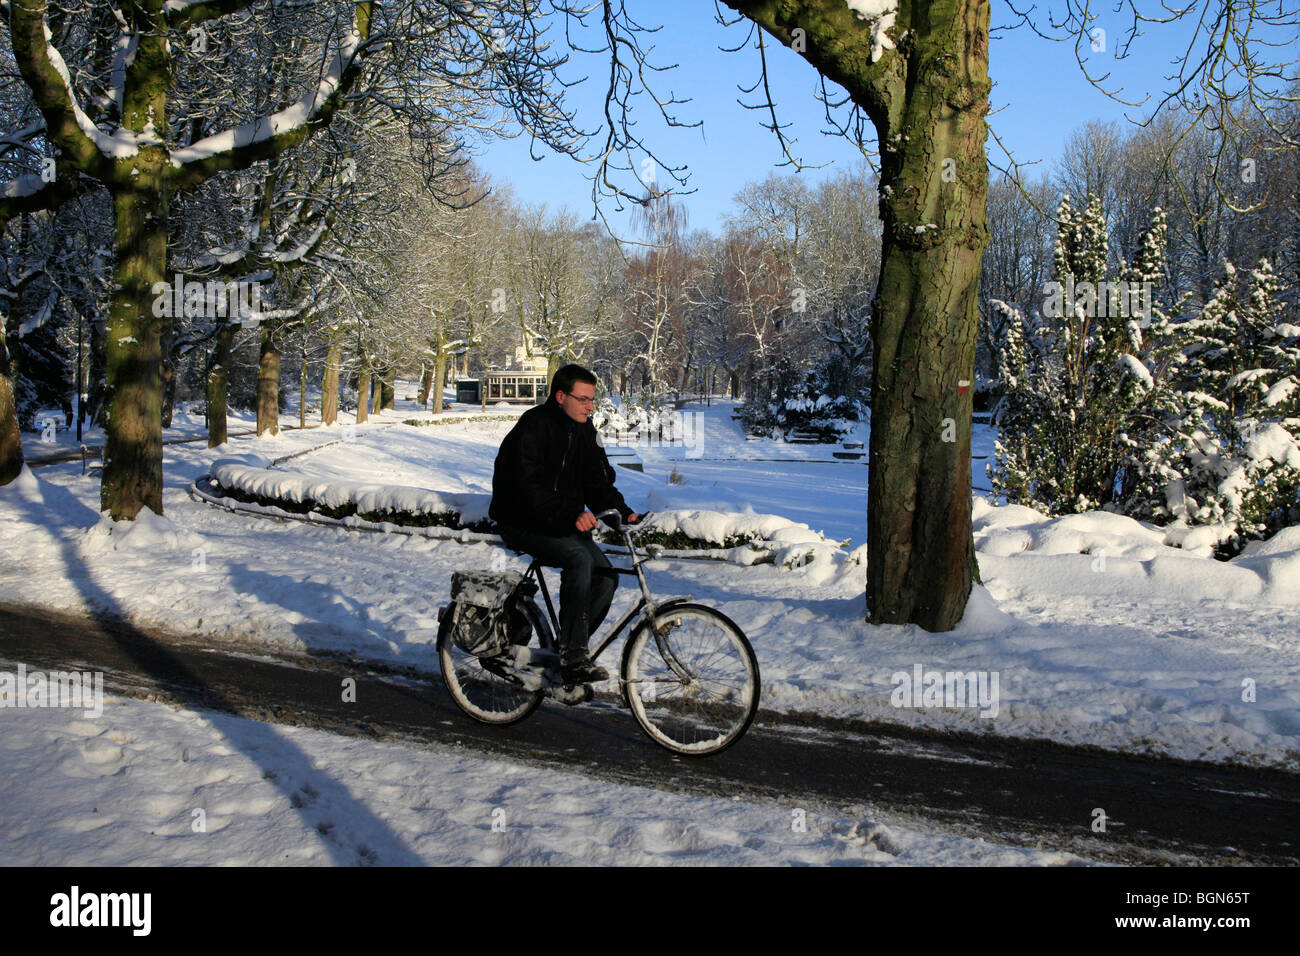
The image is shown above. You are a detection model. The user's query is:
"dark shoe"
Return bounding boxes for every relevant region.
[561,658,609,685]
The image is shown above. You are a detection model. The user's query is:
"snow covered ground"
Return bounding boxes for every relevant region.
[2,389,1299,863]
[0,692,1085,866]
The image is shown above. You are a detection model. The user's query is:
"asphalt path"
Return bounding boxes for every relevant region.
[2,601,1297,865]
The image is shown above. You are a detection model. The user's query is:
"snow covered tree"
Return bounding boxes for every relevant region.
[1129,258,1300,548]
[1,0,587,513]
[992,197,1180,512]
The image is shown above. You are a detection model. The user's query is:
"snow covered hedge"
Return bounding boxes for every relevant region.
[597,509,848,567]
[206,457,846,566]
[209,456,495,530]
[402,415,520,427]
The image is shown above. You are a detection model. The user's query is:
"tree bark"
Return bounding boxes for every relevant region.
[206,323,237,447]
[725,0,990,631]
[417,363,432,406]
[355,350,371,425]
[256,324,281,436]
[100,183,167,518]
[865,1,988,630]
[370,367,383,414]
[320,334,342,425]
[160,317,176,429]
[432,353,447,414]
[299,353,307,430]
[0,319,24,485]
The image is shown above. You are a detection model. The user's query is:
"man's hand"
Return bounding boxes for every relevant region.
[627,513,642,524]
[575,511,598,532]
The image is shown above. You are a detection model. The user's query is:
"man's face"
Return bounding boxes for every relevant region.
[556,382,596,423]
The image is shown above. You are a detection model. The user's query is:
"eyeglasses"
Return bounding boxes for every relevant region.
[565,393,596,406]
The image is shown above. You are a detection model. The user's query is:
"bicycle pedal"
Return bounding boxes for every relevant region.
[545,683,593,706]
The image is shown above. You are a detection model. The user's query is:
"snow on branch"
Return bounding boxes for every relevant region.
[170,25,367,187]
[7,0,119,173]
[163,0,262,29]
[844,0,898,63]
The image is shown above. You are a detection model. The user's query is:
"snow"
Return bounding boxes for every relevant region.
[0,693,1085,866]
[1117,353,1154,391]
[171,28,362,167]
[211,457,494,524]
[83,506,205,554]
[4,392,1300,863]
[845,0,898,62]
[41,20,139,160]
[1244,422,1300,468]
[1,174,49,199]
[1263,377,1297,408]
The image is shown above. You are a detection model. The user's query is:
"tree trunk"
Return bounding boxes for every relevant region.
[382,368,395,410]
[299,353,307,430]
[864,1,988,630]
[726,0,990,631]
[729,369,739,400]
[86,316,107,427]
[320,335,342,425]
[356,358,371,425]
[256,324,281,436]
[432,353,447,414]
[0,319,24,485]
[417,363,432,406]
[100,185,167,519]
[206,323,237,448]
[160,317,176,429]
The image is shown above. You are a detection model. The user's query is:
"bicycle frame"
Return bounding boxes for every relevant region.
[522,513,694,679]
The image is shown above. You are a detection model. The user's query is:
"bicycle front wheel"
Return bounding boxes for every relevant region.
[438,600,545,725]
[621,603,760,756]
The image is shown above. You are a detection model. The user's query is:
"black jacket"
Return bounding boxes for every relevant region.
[489,399,632,537]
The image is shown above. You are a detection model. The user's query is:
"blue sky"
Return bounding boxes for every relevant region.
[471,1,1230,236]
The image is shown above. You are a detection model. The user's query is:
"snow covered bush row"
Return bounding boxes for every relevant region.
[209,455,494,530]
[599,509,849,569]
[207,457,848,567]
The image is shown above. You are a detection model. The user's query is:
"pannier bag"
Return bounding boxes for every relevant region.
[449,570,537,658]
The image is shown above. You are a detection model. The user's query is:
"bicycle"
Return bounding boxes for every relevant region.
[437,509,761,756]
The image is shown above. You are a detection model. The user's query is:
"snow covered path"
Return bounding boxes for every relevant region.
[10,602,1297,865]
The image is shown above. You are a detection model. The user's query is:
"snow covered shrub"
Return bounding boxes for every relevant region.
[592,398,681,441]
[992,199,1184,513]
[1123,259,1300,553]
[738,399,780,438]
[741,369,860,442]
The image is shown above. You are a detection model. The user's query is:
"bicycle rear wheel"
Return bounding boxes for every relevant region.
[621,603,760,756]
[438,599,545,725]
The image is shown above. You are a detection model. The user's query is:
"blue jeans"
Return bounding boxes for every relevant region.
[496,525,617,663]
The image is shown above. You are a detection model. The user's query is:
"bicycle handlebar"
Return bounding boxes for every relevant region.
[595,508,651,535]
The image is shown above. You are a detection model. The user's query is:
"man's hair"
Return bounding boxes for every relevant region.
[551,363,597,399]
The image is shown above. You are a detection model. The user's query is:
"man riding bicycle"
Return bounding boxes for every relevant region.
[489,364,641,686]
